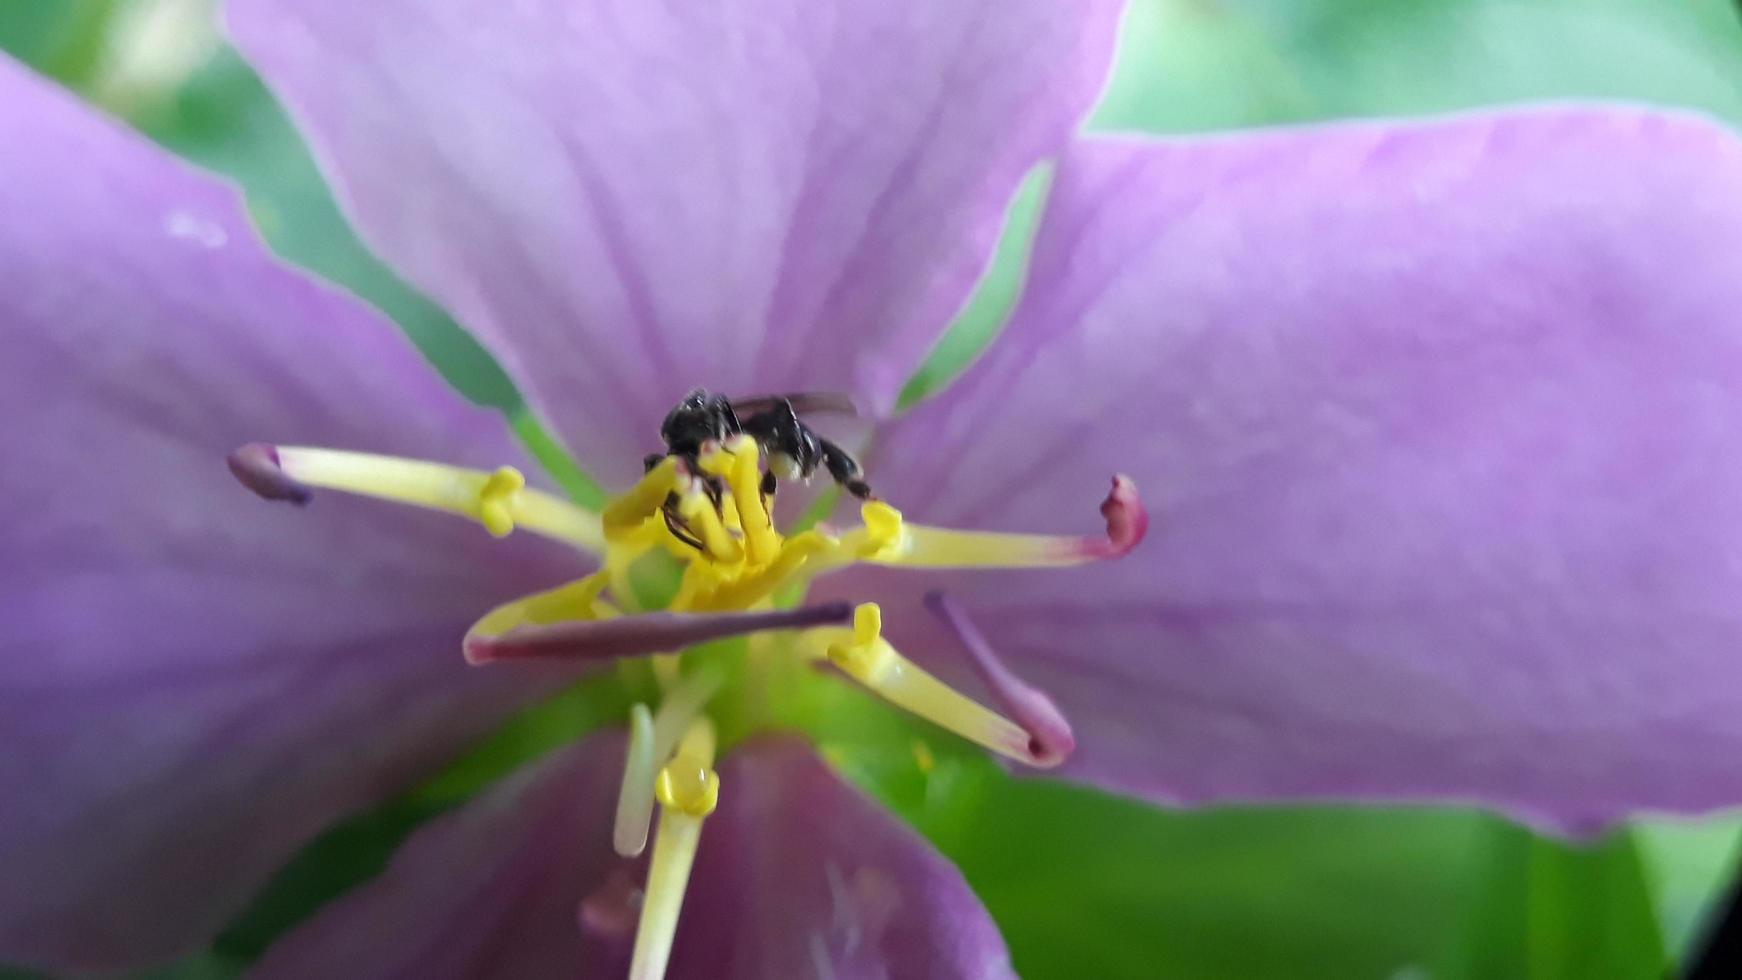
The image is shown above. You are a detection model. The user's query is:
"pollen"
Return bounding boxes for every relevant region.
[854,500,907,560]
[474,466,525,537]
[654,756,720,818]
[826,603,893,680]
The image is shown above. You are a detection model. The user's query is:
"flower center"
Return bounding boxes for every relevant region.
[228,426,1146,980]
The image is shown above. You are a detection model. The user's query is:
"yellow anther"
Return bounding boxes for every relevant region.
[702,436,779,566]
[474,466,525,537]
[676,484,742,565]
[858,501,907,557]
[852,602,883,646]
[820,500,908,568]
[827,603,896,682]
[654,758,719,818]
[653,715,720,818]
[632,714,714,980]
[604,456,682,539]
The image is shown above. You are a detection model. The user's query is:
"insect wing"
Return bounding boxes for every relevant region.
[729,392,860,418]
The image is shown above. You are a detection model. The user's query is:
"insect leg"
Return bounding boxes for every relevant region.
[818,438,873,499]
[661,499,706,553]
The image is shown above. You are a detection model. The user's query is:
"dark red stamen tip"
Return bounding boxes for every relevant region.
[226,443,312,505]
[465,601,854,665]
[1086,474,1146,560]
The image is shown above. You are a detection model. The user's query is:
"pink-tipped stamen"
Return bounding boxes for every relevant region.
[924,591,1076,767]
[1076,474,1146,560]
[226,442,311,505]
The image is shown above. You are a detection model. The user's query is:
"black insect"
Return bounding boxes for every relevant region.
[644,388,872,552]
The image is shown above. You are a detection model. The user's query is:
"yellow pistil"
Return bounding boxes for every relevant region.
[630,718,719,980]
[812,603,1051,767]
[269,447,604,551]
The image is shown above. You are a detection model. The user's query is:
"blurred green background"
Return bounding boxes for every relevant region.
[5,0,1742,977]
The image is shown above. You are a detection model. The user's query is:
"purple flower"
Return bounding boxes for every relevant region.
[6,0,1742,976]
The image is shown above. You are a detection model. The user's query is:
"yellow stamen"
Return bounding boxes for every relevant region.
[614,667,724,858]
[838,498,1080,568]
[464,572,613,642]
[676,482,742,565]
[687,531,831,613]
[813,604,1047,767]
[605,532,660,615]
[272,447,603,551]
[603,456,683,541]
[882,524,1092,566]
[842,475,1146,569]
[650,667,725,764]
[699,436,779,566]
[840,500,908,560]
[630,718,718,980]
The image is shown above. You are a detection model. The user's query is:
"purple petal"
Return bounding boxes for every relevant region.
[253,736,1012,980]
[226,0,1122,487]
[0,59,587,968]
[673,737,1012,979]
[837,106,1742,832]
[250,733,630,980]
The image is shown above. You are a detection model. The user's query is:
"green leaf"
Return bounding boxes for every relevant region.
[0,0,117,87]
[211,794,454,963]
[897,166,1051,411]
[137,48,524,411]
[837,739,1484,980]
[1435,819,1667,980]
[1091,0,1318,133]
[1638,817,1742,959]
[511,408,611,509]
[1099,0,1742,137]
